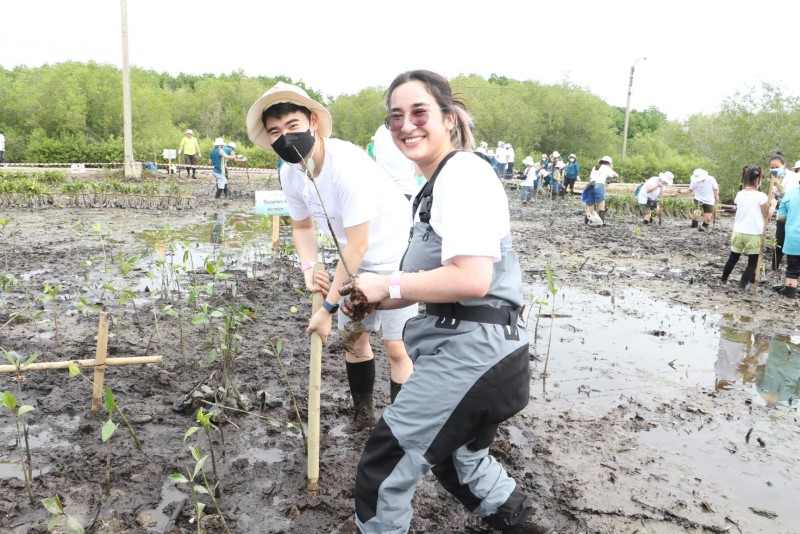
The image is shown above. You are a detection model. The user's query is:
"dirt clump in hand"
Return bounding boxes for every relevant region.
[338,276,376,354]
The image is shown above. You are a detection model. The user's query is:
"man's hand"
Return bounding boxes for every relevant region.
[307,307,333,343]
[305,269,330,298]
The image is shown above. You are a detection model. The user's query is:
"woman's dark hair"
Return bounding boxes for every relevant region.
[262,103,311,127]
[769,152,785,166]
[594,159,609,171]
[385,70,475,150]
[741,165,762,187]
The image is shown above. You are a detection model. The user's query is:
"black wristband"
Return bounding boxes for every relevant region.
[321,299,339,314]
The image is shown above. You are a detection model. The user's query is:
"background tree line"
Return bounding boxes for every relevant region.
[1,62,799,201]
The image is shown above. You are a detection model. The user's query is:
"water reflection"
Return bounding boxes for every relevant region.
[715,320,800,405]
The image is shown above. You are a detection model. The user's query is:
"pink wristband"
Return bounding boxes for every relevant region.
[301,261,314,273]
[389,271,403,299]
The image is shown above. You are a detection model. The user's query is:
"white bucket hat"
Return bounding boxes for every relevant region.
[214,137,225,146]
[794,160,800,170]
[522,156,534,166]
[659,171,674,185]
[690,168,708,182]
[185,129,193,135]
[246,81,332,151]
[226,141,236,148]
[600,155,613,165]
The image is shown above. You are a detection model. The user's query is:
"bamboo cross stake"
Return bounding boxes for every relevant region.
[307,262,324,498]
[753,176,776,294]
[0,312,163,410]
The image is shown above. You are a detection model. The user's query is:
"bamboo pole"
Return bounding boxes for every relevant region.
[272,215,280,257]
[91,312,110,411]
[753,177,776,294]
[0,356,163,373]
[307,262,324,498]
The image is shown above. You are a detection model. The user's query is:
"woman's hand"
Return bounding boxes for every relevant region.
[305,269,330,298]
[340,273,389,304]
[307,308,333,343]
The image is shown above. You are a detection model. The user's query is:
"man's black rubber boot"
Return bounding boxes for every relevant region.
[598,210,606,224]
[390,380,403,404]
[344,391,376,433]
[691,220,699,228]
[776,286,797,298]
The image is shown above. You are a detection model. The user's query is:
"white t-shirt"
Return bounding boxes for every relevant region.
[495,146,507,164]
[421,152,509,265]
[781,169,800,193]
[589,164,616,185]
[637,176,661,204]
[521,166,535,187]
[733,189,768,235]
[690,176,719,205]
[280,138,411,271]
[372,124,420,198]
[0,133,5,151]
[506,146,515,163]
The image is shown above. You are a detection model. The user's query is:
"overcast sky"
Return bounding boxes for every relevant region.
[1,0,797,121]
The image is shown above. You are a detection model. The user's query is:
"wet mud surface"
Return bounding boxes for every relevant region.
[1,173,799,533]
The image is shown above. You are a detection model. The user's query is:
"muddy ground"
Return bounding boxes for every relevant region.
[1,169,798,534]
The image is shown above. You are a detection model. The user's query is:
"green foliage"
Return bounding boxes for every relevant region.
[42,495,84,533]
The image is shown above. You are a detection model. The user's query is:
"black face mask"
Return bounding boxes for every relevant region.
[271,130,315,163]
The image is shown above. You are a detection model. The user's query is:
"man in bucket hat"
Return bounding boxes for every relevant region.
[247,82,416,431]
[210,137,243,198]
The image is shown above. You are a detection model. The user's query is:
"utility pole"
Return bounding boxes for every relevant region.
[120,0,139,178]
[621,57,646,160]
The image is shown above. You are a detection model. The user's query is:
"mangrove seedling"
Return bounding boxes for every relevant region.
[169,445,231,534]
[163,304,188,364]
[541,265,558,392]
[184,407,223,493]
[42,495,84,533]
[1,390,36,504]
[39,282,62,344]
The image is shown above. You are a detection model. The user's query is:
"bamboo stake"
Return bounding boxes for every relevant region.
[753,177,776,294]
[272,215,280,257]
[307,262,324,498]
[0,356,162,373]
[91,312,110,411]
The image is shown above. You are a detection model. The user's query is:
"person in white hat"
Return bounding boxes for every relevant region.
[585,156,619,225]
[505,143,515,179]
[210,137,243,198]
[635,171,673,225]
[246,81,416,430]
[767,152,800,271]
[689,168,719,231]
[520,156,536,205]
[564,154,580,195]
[495,141,508,178]
[178,129,201,178]
[475,141,488,156]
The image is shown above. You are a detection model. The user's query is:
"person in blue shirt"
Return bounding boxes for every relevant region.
[563,154,580,195]
[775,185,800,298]
[210,137,242,198]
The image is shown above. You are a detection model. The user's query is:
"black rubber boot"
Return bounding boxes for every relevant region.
[390,380,403,404]
[691,220,699,228]
[215,188,223,199]
[776,286,797,298]
[738,276,749,290]
[699,222,709,232]
[344,391,376,433]
[584,214,589,225]
[598,210,606,224]
[223,185,229,197]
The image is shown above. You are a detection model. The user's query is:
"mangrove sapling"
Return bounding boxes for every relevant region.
[163,304,189,364]
[67,363,141,450]
[38,283,62,344]
[1,390,35,504]
[541,265,559,393]
[263,337,306,443]
[42,495,84,533]
[169,445,231,534]
[184,408,223,493]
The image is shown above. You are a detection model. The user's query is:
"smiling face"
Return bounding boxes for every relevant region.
[387,80,454,177]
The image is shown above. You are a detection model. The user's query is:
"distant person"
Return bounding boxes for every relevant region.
[178,129,201,179]
[768,152,800,272]
[689,168,719,231]
[585,155,619,225]
[0,130,5,166]
[495,141,507,178]
[210,137,242,198]
[475,141,488,155]
[563,153,580,195]
[373,123,419,200]
[774,175,799,298]
[246,81,416,430]
[520,156,535,206]
[223,140,246,186]
[505,143,515,178]
[721,165,776,290]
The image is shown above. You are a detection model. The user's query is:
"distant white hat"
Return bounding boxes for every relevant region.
[506,143,512,148]
[246,81,332,151]
[600,155,613,165]
[541,154,548,159]
[480,141,488,147]
[214,137,225,146]
[659,171,674,185]
[522,156,534,166]
[186,129,193,135]
[794,160,800,170]
[690,168,708,182]
[569,153,576,159]
[226,141,236,148]
[498,141,505,147]
[551,151,561,158]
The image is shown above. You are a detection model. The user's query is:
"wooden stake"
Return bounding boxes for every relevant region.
[272,215,280,257]
[753,177,776,294]
[307,262,324,498]
[91,312,110,411]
